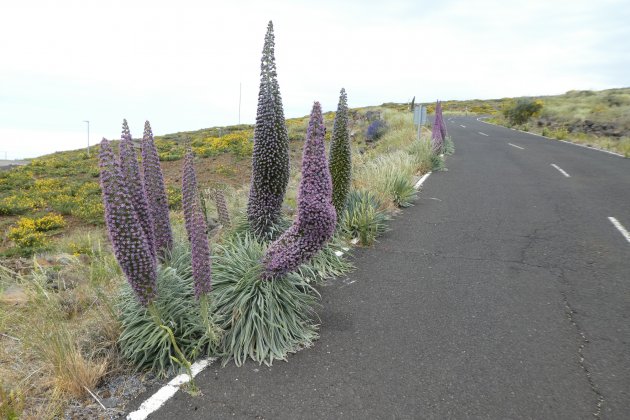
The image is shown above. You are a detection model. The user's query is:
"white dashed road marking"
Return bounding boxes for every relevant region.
[551,164,571,178]
[414,171,432,190]
[478,132,489,136]
[608,217,630,244]
[508,143,524,150]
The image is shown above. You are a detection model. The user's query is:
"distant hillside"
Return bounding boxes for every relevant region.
[0,104,395,256]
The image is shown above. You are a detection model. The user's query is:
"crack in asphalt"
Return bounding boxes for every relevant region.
[520,224,606,418]
[557,269,606,418]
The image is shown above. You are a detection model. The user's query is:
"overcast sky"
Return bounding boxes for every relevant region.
[1,0,628,159]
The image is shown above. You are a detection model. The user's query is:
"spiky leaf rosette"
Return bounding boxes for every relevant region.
[99,138,157,306]
[212,233,318,366]
[263,102,337,279]
[118,241,218,377]
[340,189,390,246]
[329,88,351,218]
[182,149,212,298]
[247,20,290,239]
[120,120,156,259]
[142,121,173,256]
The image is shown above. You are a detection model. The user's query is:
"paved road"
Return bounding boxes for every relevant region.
[131,116,630,419]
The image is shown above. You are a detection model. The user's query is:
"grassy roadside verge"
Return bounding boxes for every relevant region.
[485,114,630,157]
[1,105,439,418]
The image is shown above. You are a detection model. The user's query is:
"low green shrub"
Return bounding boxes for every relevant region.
[430,153,445,171]
[443,136,455,155]
[387,171,417,208]
[0,384,24,419]
[159,152,184,162]
[0,195,43,216]
[355,151,417,208]
[341,190,389,246]
[406,139,433,173]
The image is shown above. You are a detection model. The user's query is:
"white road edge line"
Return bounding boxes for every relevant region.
[414,171,432,190]
[478,132,489,136]
[127,359,213,420]
[460,124,466,128]
[508,143,524,150]
[608,217,630,244]
[551,164,571,178]
[476,117,625,158]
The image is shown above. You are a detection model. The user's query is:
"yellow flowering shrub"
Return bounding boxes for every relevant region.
[6,214,65,252]
[0,194,45,215]
[33,214,66,231]
[73,199,104,224]
[166,186,182,210]
[192,130,254,158]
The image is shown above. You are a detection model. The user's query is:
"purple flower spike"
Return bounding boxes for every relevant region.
[247,21,290,239]
[119,119,156,259]
[99,138,157,306]
[263,102,337,279]
[436,101,448,141]
[431,101,445,154]
[142,121,173,256]
[182,149,212,298]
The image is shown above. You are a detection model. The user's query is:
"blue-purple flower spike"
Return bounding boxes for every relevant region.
[182,149,212,298]
[141,121,173,256]
[436,101,447,141]
[263,102,337,279]
[119,119,156,259]
[247,21,290,239]
[431,101,444,154]
[99,138,158,306]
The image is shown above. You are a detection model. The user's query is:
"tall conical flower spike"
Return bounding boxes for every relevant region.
[329,88,351,218]
[141,121,173,256]
[99,138,157,306]
[263,102,337,279]
[182,149,212,298]
[431,101,444,154]
[247,20,290,239]
[119,119,156,259]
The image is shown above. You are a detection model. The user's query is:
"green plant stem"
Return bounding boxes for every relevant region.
[199,294,219,344]
[147,303,197,392]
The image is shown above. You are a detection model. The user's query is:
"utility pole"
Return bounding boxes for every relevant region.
[83,120,90,157]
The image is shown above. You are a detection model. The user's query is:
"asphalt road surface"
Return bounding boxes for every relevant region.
[130,116,629,419]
